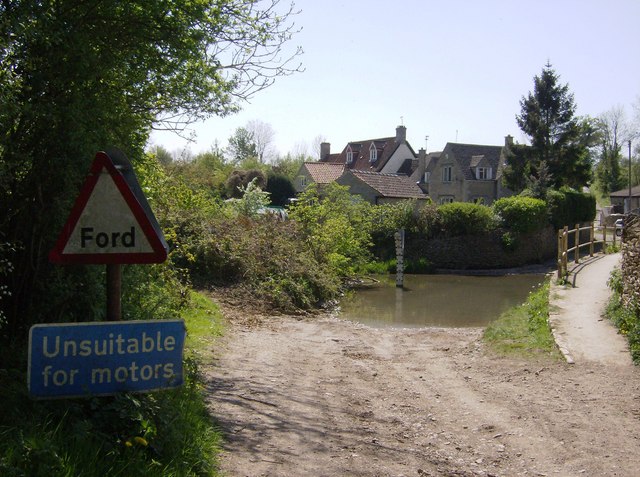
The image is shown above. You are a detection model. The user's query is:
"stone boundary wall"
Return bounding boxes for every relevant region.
[621,214,640,308]
[406,226,557,270]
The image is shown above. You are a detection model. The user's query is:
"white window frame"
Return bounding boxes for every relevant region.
[346,146,353,164]
[423,171,431,183]
[300,176,307,187]
[442,166,452,182]
[369,144,377,163]
[476,167,492,180]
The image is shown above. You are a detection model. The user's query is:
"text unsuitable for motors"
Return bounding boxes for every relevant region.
[28,320,185,399]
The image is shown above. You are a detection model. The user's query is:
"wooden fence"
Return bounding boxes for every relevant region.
[557,222,621,281]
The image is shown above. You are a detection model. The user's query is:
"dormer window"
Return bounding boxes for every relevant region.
[476,167,492,180]
[423,171,431,183]
[369,143,377,163]
[346,146,353,164]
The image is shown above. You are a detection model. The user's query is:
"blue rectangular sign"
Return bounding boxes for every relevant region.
[28,320,185,399]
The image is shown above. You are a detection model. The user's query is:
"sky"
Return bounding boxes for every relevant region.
[150,0,640,161]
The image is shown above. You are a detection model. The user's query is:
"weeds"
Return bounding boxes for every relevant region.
[483,280,561,359]
[0,291,223,476]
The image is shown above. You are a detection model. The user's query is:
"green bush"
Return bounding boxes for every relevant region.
[437,202,495,237]
[546,188,596,229]
[493,196,547,233]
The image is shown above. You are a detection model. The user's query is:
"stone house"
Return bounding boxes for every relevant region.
[413,137,513,205]
[318,125,418,175]
[335,169,428,205]
[294,162,344,193]
[610,185,640,213]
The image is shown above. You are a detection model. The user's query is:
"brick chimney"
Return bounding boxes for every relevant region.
[395,125,407,144]
[320,142,330,161]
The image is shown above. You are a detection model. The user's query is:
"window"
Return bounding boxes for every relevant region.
[442,166,452,182]
[472,196,486,205]
[300,176,307,187]
[439,196,455,204]
[423,171,431,183]
[369,144,377,162]
[346,146,353,164]
[476,167,492,180]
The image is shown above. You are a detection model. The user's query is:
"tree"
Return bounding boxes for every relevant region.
[225,169,267,198]
[593,106,637,196]
[510,63,592,191]
[226,127,259,164]
[0,0,301,337]
[266,173,296,206]
[246,120,277,163]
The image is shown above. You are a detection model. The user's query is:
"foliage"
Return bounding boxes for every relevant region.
[191,214,340,310]
[0,0,301,339]
[546,188,596,229]
[289,183,375,276]
[225,178,272,218]
[436,202,495,237]
[507,63,594,192]
[225,127,258,164]
[492,196,547,234]
[0,291,224,476]
[484,280,561,359]
[225,169,267,198]
[167,149,232,199]
[266,172,296,207]
[593,106,633,196]
[606,269,640,362]
[271,153,307,180]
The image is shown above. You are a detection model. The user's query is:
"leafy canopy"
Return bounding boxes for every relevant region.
[0,0,301,336]
[505,63,594,193]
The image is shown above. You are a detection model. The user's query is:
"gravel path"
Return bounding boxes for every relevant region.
[205,282,640,477]
[549,252,632,366]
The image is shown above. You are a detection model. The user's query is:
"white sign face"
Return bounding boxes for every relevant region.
[62,171,154,255]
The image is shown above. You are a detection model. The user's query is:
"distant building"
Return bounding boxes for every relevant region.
[416,137,513,205]
[610,185,640,213]
[335,169,428,205]
[294,162,344,193]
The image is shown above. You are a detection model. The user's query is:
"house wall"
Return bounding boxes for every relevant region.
[335,174,378,204]
[428,151,464,203]
[611,196,640,211]
[464,180,498,204]
[294,167,313,193]
[379,143,415,174]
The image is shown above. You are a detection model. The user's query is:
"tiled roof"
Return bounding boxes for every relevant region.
[321,136,403,172]
[611,185,640,198]
[348,170,427,199]
[445,143,503,180]
[303,162,345,184]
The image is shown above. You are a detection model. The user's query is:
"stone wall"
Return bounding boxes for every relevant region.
[621,215,640,308]
[406,226,557,270]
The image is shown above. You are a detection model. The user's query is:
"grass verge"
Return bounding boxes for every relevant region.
[0,290,224,477]
[483,279,562,360]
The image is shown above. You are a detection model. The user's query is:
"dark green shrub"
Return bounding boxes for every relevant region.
[546,188,596,229]
[493,196,547,233]
[437,202,495,237]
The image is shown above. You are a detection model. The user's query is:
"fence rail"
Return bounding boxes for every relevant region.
[557,223,621,281]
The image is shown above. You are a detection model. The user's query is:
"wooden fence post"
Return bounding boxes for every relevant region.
[589,222,594,257]
[574,223,580,263]
[563,226,568,277]
[557,228,563,280]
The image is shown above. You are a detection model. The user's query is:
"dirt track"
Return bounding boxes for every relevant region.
[205,304,640,477]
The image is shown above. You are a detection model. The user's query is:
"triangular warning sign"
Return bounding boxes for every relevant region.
[49,152,168,264]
